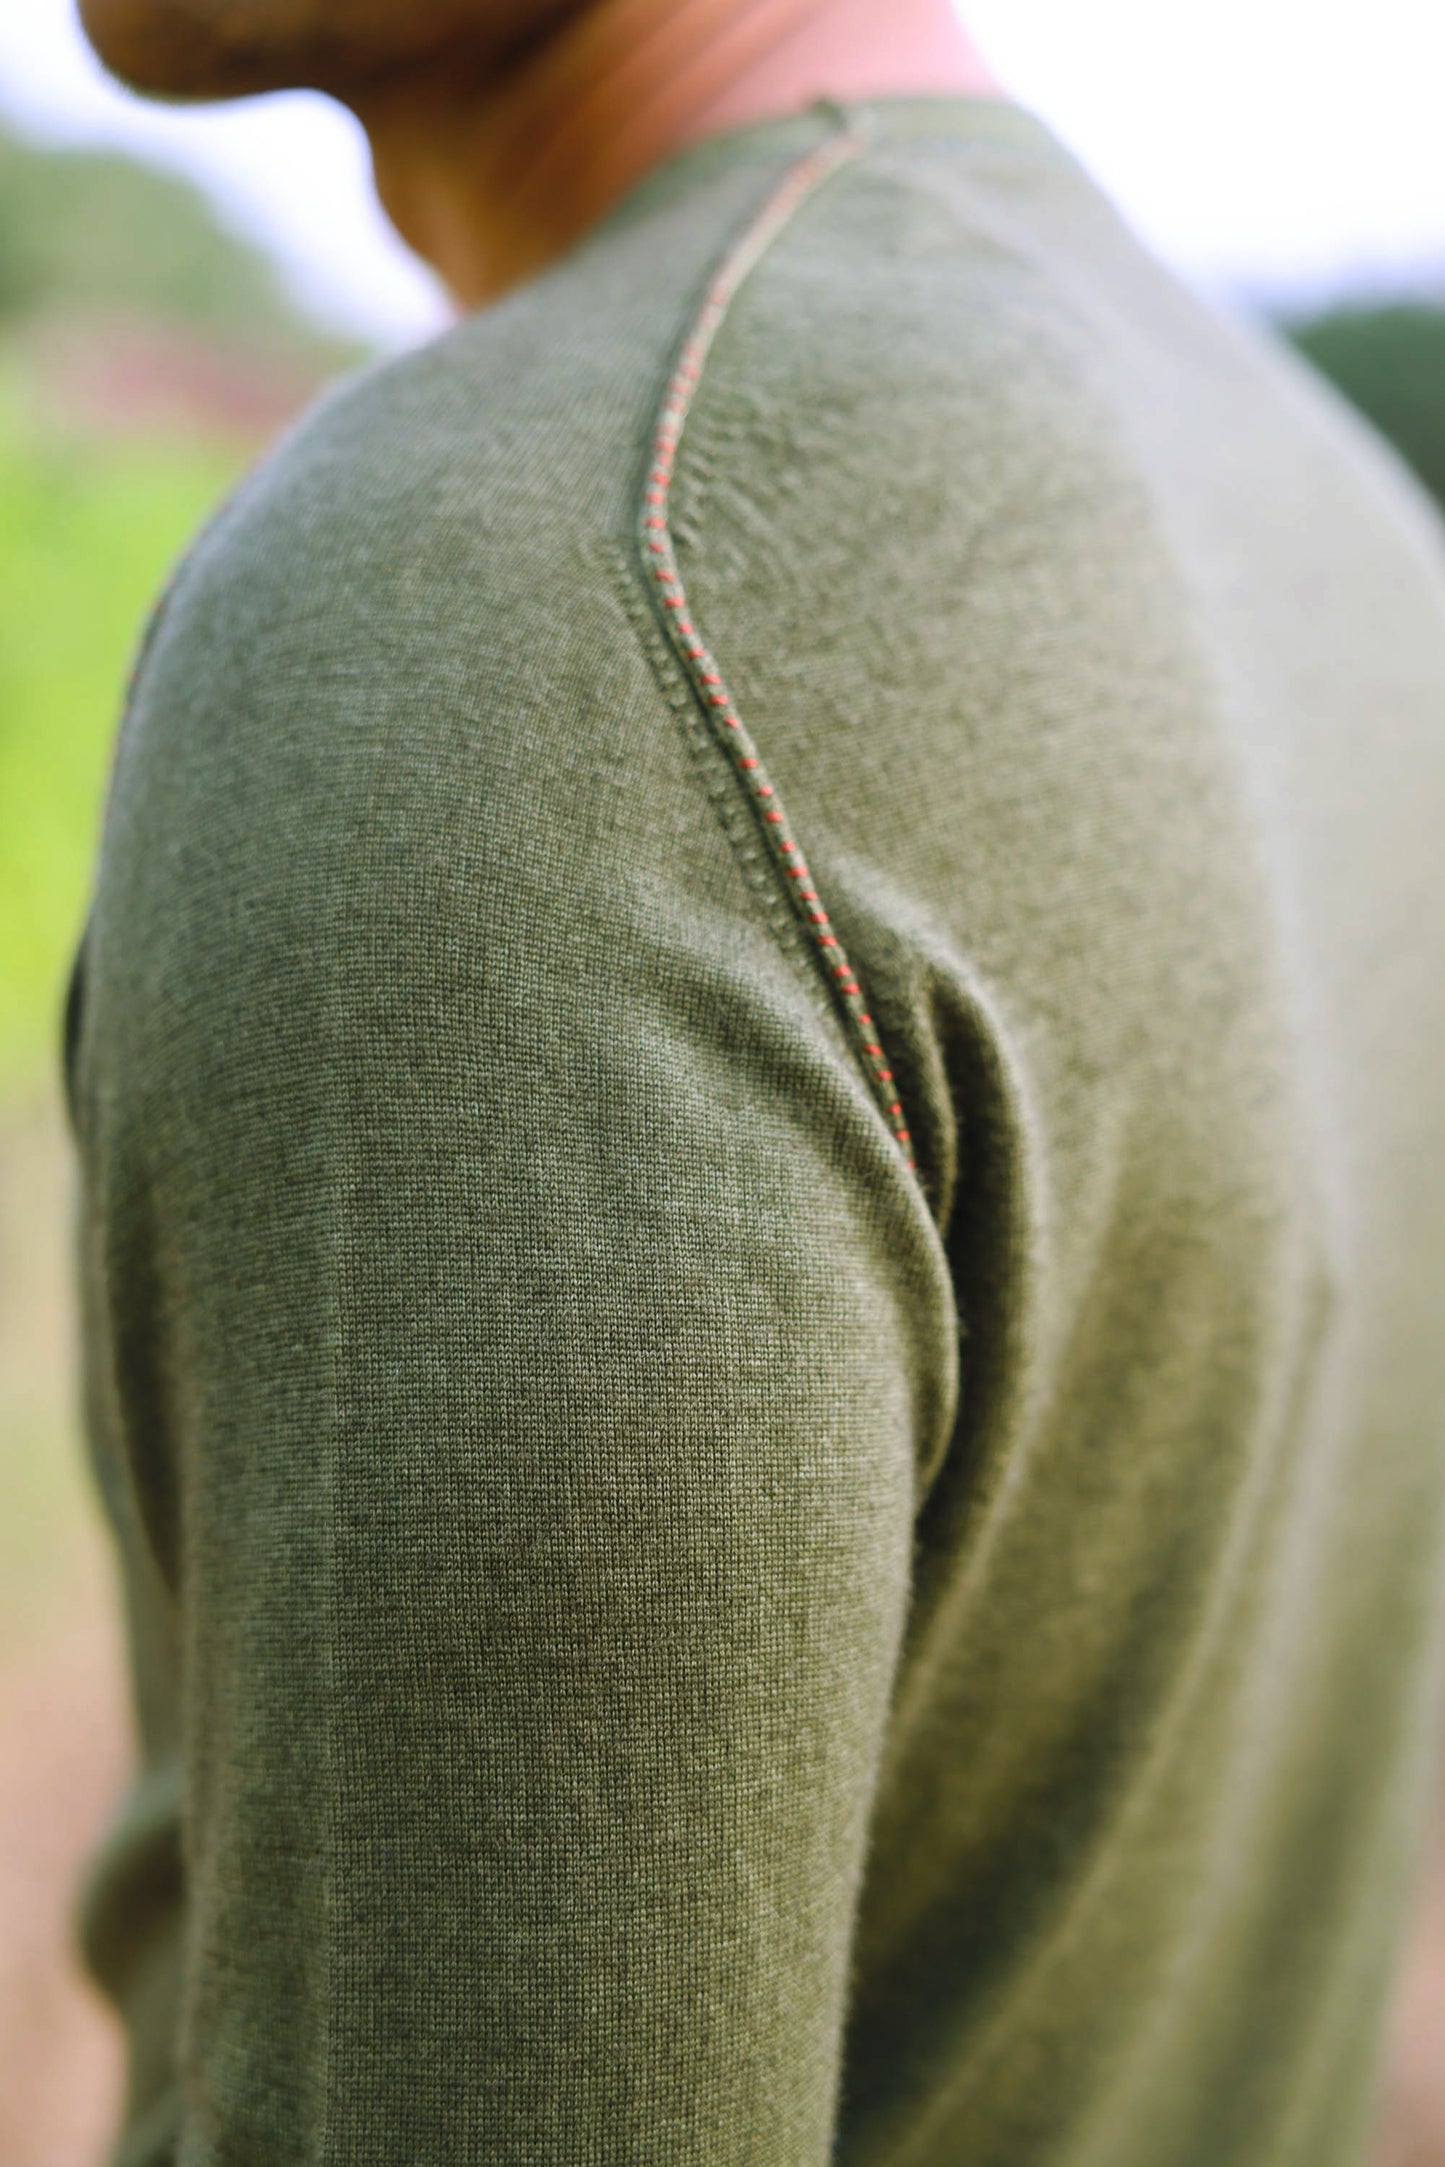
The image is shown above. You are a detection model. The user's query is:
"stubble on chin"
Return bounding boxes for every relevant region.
[76,0,310,98]
[76,0,591,103]
[74,0,434,100]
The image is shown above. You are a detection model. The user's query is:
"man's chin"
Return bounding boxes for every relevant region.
[76,0,310,100]
[76,0,593,105]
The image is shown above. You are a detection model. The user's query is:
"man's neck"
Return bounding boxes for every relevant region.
[353,0,1004,311]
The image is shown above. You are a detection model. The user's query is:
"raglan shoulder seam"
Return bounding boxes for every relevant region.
[622,104,925,1189]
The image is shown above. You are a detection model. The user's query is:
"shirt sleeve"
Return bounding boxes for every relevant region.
[68,504,959,2164]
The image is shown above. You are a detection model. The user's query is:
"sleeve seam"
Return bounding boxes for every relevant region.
[618,115,925,1188]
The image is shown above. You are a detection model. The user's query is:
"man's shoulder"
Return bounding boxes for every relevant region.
[160,121,1133,680]
[121,265,686,821]
[170,285,648,634]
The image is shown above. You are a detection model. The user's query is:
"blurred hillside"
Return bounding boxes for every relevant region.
[0,119,362,360]
[0,120,366,441]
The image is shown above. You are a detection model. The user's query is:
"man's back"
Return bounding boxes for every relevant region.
[67,96,1445,2164]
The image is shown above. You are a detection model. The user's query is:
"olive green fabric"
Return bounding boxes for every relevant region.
[63,94,1445,2165]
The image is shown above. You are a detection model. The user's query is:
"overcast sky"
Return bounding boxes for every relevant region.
[0,2,1443,345]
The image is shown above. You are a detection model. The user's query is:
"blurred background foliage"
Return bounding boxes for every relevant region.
[0,118,362,1098]
[1281,299,1445,517]
[0,104,1443,2165]
[0,391,235,1091]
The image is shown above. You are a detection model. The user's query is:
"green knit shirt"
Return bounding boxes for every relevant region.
[64,93,1445,2166]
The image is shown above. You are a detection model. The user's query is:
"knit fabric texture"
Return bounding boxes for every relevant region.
[63,94,1445,2166]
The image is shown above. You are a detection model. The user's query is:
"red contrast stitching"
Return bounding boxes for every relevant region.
[636,112,917,1175]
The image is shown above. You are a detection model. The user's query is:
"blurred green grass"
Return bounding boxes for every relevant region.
[0,361,241,1099]
[0,360,248,1647]
[0,130,357,1674]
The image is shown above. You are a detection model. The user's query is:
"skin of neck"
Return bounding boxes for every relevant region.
[352,0,1005,310]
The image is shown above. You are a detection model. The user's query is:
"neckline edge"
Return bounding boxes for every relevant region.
[589,90,1075,241]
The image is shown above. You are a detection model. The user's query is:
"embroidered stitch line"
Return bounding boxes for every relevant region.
[635,110,918,1174]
